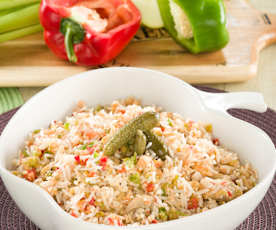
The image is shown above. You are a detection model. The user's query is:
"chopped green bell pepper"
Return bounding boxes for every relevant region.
[157,0,229,53]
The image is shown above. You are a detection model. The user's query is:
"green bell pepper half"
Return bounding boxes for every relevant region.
[157,0,229,53]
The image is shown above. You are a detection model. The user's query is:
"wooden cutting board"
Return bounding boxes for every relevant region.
[0,0,275,86]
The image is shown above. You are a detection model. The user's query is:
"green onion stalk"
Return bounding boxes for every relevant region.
[0,0,43,43]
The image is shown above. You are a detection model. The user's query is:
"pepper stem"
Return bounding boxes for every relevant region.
[64,26,77,63]
[60,18,85,63]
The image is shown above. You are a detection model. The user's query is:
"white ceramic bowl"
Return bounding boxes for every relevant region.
[0,67,275,230]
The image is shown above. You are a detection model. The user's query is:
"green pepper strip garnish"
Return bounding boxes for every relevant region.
[144,130,169,160]
[157,0,229,53]
[103,112,159,156]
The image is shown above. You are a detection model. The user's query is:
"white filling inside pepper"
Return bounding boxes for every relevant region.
[169,0,193,39]
[70,6,108,33]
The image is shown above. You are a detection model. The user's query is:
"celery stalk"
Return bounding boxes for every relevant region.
[0,0,40,11]
[0,24,42,43]
[0,6,23,16]
[0,3,40,34]
[0,9,14,17]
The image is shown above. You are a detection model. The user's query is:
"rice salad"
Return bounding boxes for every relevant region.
[11,98,257,226]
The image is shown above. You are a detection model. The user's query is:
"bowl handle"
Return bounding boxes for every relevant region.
[197,90,267,113]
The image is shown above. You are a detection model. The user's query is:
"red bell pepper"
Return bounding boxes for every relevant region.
[40,0,141,66]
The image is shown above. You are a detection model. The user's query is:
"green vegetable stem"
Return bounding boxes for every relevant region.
[0,24,42,43]
[0,3,40,34]
[0,1,42,43]
[0,0,40,11]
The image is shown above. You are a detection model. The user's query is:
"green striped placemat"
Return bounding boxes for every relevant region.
[0,88,23,115]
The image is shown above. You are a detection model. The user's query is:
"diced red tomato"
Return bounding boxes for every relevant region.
[117,220,123,226]
[108,217,115,225]
[99,157,108,169]
[87,171,95,177]
[117,166,126,173]
[74,155,80,164]
[23,169,36,182]
[146,182,155,193]
[227,191,232,197]
[151,219,158,224]
[212,138,220,146]
[161,126,165,132]
[71,211,78,218]
[74,155,88,166]
[80,158,88,166]
[188,197,198,209]
[85,130,97,139]
[89,197,95,206]
[118,109,126,114]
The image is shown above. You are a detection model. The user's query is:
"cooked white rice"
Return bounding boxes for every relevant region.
[11,98,257,226]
